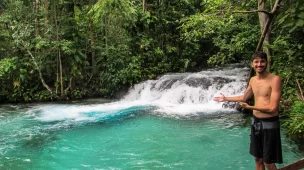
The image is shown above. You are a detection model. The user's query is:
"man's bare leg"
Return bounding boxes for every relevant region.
[264,163,277,170]
[255,157,265,170]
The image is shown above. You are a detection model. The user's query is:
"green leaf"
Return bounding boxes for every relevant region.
[298,12,304,19]
[296,19,304,27]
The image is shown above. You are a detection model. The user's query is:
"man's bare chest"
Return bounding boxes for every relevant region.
[252,81,272,97]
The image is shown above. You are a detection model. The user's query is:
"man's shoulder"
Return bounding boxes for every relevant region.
[268,73,282,81]
[268,73,283,88]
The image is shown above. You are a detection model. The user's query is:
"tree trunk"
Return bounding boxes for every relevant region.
[56,52,59,94]
[143,0,146,12]
[35,0,40,36]
[44,0,48,29]
[257,0,272,70]
[105,16,108,57]
[54,2,64,96]
[296,79,304,102]
[256,0,282,69]
[58,50,63,96]
[89,14,96,74]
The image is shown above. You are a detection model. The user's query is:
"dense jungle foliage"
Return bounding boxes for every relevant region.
[0,0,303,135]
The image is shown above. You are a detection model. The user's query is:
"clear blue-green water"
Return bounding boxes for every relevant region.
[0,100,303,170]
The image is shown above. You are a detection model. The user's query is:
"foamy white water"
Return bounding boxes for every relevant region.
[122,64,249,114]
[33,101,149,122]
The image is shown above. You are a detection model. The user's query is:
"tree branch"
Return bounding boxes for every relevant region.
[272,0,282,13]
[296,79,304,102]
[256,0,282,51]
[233,10,270,15]
[22,41,55,96]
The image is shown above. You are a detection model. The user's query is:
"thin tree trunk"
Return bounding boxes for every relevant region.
[257,0,267,37]
[58,50,63,96]
[105,16,108,56]
[257,0,272,70]
[56,53,59,94]
[54,2,64,96]
[89,14,96,74]
[296,79,304,102]
[35,0,39,36]
[22,41,53,94]
[44,0,48,29]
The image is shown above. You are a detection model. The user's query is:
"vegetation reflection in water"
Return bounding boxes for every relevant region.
[0,101,303,170]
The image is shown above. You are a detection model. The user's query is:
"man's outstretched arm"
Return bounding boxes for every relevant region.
[214,79,254,102]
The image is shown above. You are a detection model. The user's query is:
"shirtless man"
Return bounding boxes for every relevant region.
[214,51,283,170]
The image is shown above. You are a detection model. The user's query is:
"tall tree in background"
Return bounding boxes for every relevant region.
[256,0,282,69]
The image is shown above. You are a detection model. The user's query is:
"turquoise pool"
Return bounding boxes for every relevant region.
[0,100,303,170]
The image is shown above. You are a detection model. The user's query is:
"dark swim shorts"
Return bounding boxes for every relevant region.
[249,115,283,164]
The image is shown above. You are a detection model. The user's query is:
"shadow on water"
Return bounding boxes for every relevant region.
[79,105,154,122]
[20,105,155,150]
[23,132,58,149]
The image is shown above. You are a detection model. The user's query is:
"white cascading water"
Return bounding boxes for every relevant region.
[122,63,250,115]
[33,63,250,122]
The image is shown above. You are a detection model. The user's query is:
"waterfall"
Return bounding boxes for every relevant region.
[122,63,250,114]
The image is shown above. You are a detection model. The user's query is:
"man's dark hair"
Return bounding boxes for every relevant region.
[251,51,267,62]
